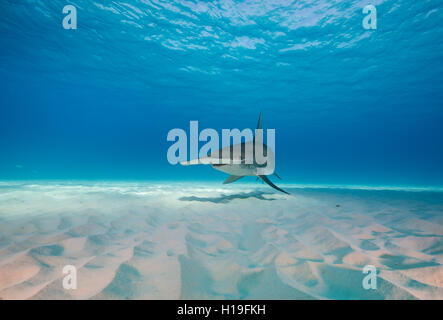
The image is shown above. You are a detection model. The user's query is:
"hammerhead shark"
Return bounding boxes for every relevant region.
[180,113,289,194]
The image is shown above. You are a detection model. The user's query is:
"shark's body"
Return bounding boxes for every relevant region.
[180,113,289,194]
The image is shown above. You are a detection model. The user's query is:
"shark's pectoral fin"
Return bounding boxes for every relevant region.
[273,172,282,180]
[258,175,289,195]
[223,175,244,184]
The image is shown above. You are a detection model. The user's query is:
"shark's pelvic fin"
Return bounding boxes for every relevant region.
[223,175,244,184]
[258,175,289,194]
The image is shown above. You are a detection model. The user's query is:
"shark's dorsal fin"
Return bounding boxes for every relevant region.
[256,112,263,130]
[254,112,263,143]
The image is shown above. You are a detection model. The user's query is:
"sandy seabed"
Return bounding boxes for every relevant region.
[0,181,442,300]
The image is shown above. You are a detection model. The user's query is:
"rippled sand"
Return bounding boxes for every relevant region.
[0,182,442,299]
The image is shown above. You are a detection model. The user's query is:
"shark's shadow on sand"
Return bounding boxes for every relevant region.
[179,191,278,203]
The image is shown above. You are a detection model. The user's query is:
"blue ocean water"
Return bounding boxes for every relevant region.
[0,0,442,187]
